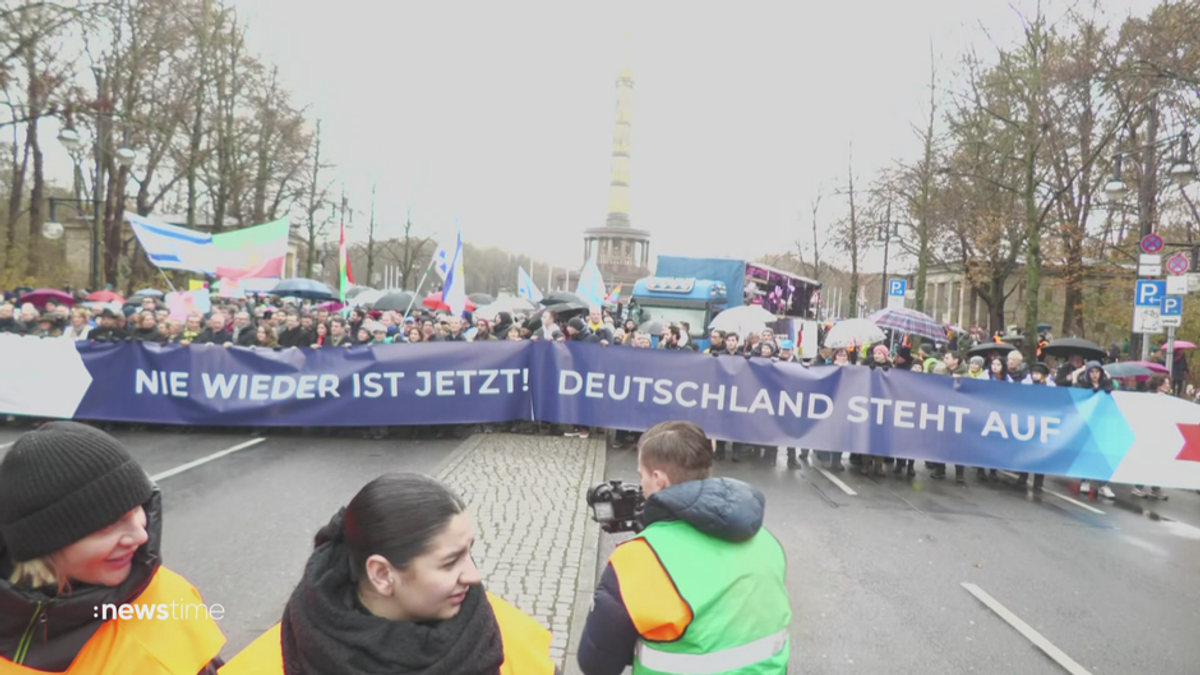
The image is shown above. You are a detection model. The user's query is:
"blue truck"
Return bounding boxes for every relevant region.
[631,256,822,354]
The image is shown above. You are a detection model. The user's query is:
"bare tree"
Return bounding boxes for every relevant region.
[834,145,864,317]
[300,118,335,277]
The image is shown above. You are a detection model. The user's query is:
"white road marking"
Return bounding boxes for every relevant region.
[1042,487,1106,515]
[797,451,858,496]
[961,583,1094,675]
[150,438,265,482]
[998,471,1106,515]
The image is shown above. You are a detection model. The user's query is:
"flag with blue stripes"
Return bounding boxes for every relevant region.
[128,215,215,274]
[442,230,468,317]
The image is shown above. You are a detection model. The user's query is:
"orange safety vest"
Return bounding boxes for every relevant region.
[219,592,555,675]
[0,566,225,675]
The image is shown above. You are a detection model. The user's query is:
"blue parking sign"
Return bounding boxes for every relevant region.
[1135,279,1166,307]
[1162,296,1182,316]
[889,279,907,297]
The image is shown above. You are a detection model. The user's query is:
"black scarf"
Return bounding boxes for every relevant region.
[280,513,504,675]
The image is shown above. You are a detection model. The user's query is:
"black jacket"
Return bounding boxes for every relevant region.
[0,490,221,674]
[231,324,258,347]
[278,326,314,348]
[131,327,166,343]
[0,317,26,334]
[90,325,128,342]
[578,478,770,675]
[194,328,232,345]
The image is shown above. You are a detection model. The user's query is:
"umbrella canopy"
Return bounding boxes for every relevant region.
[1162,340,1197,350]
[269,278,335,300]
[540,290,588,307]
[18,288,75,308]
[708,305,777,337]
[1041,337,1106,361]
[86,290,125,304]
[423,292,477,314]
[468,292,495,306]
[943,323,966,336]
[475,297,538,321]
[967,342,1017,358]
[1037,323,1053,331]
[866,307,944,342]
[523,302,589,331]
[343,285,373,299]
[1127,360,1169,374]
[351,289,387,307]
[372,291,418,313]
[1104,362,1156,379]
[639,319,667,336]
[316,301,345,312]
[130,288,164,299]
[823,318,886,349]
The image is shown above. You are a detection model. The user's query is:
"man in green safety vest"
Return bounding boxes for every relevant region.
[577,421,792,674]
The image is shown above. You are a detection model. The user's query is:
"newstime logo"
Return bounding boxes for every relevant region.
[93,601,225,621]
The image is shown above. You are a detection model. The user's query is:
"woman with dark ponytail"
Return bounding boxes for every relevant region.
[220,472,557,675]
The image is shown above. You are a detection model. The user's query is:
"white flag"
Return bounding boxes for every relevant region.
[575,255,607,309]
[517,266,543,303]
[430,233,456,281]
[442,230,467,317]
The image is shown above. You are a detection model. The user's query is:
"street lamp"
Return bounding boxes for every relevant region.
[1169,132,1196,188]
[57,128,82,152]
[56,125,139,290]
[1104,155,1129,204]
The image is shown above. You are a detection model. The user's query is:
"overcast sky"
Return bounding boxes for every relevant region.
[130,1,1168,274]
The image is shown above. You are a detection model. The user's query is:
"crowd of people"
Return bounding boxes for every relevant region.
[2,289,1193,499]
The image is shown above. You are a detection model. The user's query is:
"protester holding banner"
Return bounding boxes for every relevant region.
[219,473,556,675]
[0,422,226,673]
[578,421,791,675]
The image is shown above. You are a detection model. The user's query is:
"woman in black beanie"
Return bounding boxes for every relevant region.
[221,472,556,675]
[0,421,225,674]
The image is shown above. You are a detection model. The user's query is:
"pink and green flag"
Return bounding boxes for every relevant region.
[211,217,289,280]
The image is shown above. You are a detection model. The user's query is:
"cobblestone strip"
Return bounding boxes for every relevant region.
[440,433,605,667]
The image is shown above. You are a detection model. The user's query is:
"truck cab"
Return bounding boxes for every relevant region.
[630,277,728,352]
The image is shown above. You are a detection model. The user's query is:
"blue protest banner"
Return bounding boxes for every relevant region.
[4,336,1200,488]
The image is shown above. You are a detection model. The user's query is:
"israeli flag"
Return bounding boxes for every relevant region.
[517,266,543,303]
[128,214,215,274]
[442,230,468,317]
[430,234,456,281]
[575,255,607,309]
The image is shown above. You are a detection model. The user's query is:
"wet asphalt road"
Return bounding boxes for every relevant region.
[4,423,1200,673]
[601,445,1200,675]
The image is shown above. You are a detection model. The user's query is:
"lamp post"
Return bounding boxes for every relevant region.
[55,123,137,290]
[1105,131,1197,364]
[876,198,903,310]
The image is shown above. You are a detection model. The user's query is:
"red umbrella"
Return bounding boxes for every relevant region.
[422,292,477,313]
[86,290,125,304]
[18,288,75,308]
[1161,341,1196,350]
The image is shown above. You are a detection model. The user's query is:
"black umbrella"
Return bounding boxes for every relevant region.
[638,319,667,335]
[967,342,1017,358]
[1041,337,1106,361]
[372,291,418,313]
[468,292,495,306]
[540,290,588,307]
[524,302,588,331]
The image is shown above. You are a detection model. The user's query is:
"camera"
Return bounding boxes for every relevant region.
[586,480,645,534]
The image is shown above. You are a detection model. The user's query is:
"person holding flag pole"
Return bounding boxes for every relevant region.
[338,215,354,305]
[403,222,462,319]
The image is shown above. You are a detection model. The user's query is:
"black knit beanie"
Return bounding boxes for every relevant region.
[0,421,153,563]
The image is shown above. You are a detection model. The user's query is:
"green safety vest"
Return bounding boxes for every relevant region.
[631,520,791,674]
